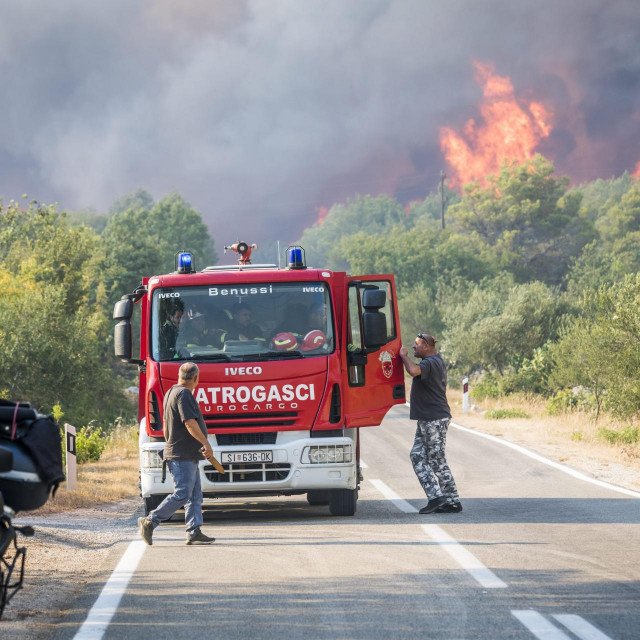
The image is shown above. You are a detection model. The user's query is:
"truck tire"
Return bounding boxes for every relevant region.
[307,490,330,505]
[143,494,165,515]
[329,488,358,516]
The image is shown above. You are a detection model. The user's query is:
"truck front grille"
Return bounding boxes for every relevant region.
[204,462,291,484]
[215,432,278,446]
[204,411,298,429]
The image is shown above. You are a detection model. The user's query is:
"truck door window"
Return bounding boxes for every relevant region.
[364,280,396,341]
[347,286,363,350]
[347,286,365,386]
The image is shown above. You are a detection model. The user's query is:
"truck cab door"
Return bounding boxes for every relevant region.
[342,275,406,428]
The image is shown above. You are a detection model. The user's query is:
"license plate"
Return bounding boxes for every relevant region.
[221,450,273,464]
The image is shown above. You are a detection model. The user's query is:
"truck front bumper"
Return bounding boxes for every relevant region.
[139,432,357,498]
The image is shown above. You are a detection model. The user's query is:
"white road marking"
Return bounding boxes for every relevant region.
[511,610,571,639]
[369,478,417,513]
[553,614,613,640]
[450,421,640,499]
[421,524,508,589]
[369,479,507,588]
[73,540,146,640]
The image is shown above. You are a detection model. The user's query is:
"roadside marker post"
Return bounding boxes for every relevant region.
[462,377,469,414]
[65,423,77,491]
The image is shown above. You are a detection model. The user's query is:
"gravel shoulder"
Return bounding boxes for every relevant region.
[450,410,640,493]
[3,498,141,639]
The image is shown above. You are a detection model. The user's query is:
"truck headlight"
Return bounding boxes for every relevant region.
[142,450,163,469]
[302,445,352,464]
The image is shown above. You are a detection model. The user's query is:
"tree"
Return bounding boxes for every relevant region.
[448,155,594,284]
[595,182,640,243]
[444,279,564,374]
[549,320,611,420]
[0,199,128,425]
[550,275,640,419]
[572,172,633,223]
[97,192,217,305]
[298,195,412,270]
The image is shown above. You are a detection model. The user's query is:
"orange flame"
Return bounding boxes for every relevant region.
[315,206,329,225]
[440,61,553,186]
[633,161,640,179]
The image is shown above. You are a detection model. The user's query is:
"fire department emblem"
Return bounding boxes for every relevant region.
[379,350,393,378]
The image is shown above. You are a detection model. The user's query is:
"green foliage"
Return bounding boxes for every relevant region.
[97,192,217,306]
[0,190,215,428]
[75,424,109,464]
[597,426,640,446]
[0,200,127,425]
[505,345,554,395]
[545,388,596,415]
[448,155,594,285]
[572,172,633,222]
[485,408,531,419]
[550,275,640,419]
[299,195,413,270]
[445,279,564,374]
[470,374,503,401]
[397,283,445,344]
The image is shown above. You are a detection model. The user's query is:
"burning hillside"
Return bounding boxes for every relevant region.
[439,61,553,187]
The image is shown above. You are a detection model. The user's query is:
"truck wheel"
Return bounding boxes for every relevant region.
[329,488,358,516]
[307,490,330,505]
[143,495,165,515]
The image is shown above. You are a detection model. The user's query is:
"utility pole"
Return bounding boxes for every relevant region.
[440,170,446,230]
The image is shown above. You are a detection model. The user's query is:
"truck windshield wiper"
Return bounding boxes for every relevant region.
[251,350,304,359]
[188,353,233,362]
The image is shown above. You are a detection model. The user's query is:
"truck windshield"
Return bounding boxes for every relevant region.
[151,282,334,362]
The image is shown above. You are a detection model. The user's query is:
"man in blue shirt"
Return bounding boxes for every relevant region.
[399,332,462,514]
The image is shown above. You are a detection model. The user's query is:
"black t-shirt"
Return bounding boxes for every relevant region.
[409,353,451,421]
[224,323,263,341]
[162,385,207,460]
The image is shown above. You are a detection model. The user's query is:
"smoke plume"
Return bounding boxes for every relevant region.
[0,0,639,245]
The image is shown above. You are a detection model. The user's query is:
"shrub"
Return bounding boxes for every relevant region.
[485,408,531,419]
[75,424,109,463]
[470,374,503,401]
[545,388,596,415]
[597,426,640,446]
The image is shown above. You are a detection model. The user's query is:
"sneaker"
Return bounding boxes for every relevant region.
[418,496,449,514]
[186,528,215,545]
[435,501,463,513]
[138,516,153,546]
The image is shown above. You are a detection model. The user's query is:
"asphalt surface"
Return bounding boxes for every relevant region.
[57,405,640,639]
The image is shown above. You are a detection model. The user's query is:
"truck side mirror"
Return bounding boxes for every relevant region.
[114,320,133,360]
[113,298,133,320]
[362,288,386,310]
[362,288,388,350]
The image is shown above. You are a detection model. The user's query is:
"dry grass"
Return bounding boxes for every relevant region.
[35,424,140,513]
[447,387,640,490]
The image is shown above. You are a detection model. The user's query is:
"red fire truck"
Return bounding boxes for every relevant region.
[113,244,405,516]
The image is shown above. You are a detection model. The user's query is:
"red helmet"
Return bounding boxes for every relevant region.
[273,332,299,351]
[300,330,326,351]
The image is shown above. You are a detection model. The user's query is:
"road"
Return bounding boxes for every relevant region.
[58,405,639,640]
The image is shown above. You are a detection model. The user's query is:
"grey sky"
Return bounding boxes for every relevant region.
[1,0,638,244]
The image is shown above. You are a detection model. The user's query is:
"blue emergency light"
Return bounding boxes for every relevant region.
[287,246,306,270]
[175,251,194,274]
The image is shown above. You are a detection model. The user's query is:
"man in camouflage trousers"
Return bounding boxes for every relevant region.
[399,333,462,514]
